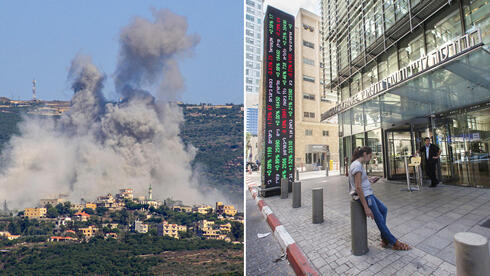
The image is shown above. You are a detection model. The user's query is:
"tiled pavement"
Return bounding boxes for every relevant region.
[253,174,490,275]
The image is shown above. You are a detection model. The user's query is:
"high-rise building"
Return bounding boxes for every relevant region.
[245,0,264,163]
[295,8,339,171]
[320,0,489,187]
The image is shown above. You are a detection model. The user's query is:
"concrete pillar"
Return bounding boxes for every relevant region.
[454,232,490,276]
[350,199,368,256]
[292,181,301,208]
[312,188,323,224]
[281,178,288,199]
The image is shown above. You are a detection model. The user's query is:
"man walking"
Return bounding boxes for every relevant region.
[421,137,441,187]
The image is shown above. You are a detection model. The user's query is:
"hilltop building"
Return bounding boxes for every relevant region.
[79,225,99,239]
[157,221,187,239]
[24,208,47,219]
[132,220,148,234]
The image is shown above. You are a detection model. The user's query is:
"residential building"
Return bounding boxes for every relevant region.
[132,220,148,234]
[295,8,339,172]
[0,231,20,240]
[85,203,97,210]
[172,205,192,213]
[73,211,90,222]
[197,220,231,242]
[223,205,237,217]
[116,188,134,201]
[24,208,47,219]
[101,223,118,230]
[157,221,187,239]
[79,225,99,239]
[40,198,64,207]
[320,0,489,188]
[193,205,213,215]
[49,236,77,242]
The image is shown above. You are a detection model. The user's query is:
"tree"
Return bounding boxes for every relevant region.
[230,222,243,242]
[82,208,94,215]
[46,206,59,218]
[96,207,108,216]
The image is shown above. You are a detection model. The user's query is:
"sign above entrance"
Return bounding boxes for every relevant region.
[321,28,483,121]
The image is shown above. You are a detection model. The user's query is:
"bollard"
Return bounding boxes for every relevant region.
[454,232,490,276]
[281,178,288,199]
[292,181,301,208]
[350,199,368,255]
[326,162,329,177]
[312,188,323,224]
[295,169,299,181]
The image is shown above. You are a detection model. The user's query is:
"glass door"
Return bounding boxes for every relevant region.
[386,130,413,179]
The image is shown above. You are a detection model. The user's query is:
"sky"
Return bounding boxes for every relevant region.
[263,0,321,17]
[0,1,242,104]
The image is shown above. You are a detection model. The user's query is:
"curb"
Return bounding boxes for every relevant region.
[246,176,319,276]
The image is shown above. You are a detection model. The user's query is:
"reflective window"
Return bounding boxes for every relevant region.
[350,72,362,95]
[384,0,395,30]
[426,9,462,54]
[303,40,315,49]
[362,61,378,89]
[303,75,315,83]
[303,57,314,66]
[463,0,490,44]
[394,0,409,20]
[398,31,425,68]
[339,36,349,69]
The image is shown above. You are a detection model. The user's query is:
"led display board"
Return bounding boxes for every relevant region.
[261,6,294,197]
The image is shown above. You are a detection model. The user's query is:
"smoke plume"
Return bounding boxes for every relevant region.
[0,9,231,210]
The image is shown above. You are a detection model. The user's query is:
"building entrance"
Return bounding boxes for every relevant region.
[383,106,490,188]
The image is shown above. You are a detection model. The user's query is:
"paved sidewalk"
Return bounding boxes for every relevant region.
[251,174,490,275]
[246,190,295,276]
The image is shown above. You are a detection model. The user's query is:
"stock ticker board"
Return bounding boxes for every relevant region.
[261,6,294,197]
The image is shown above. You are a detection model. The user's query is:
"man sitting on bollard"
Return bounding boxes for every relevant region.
[349,146,412,251]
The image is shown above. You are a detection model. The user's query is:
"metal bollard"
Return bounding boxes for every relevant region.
[295,169,299,181]
[281,178,288,199]
[350,199,368,255]
[312,188,324,224]
[292,181,301,208]
[326,162,329,177]
[454,232,490,276]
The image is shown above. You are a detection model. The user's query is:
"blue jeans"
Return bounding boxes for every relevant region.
[365,195,397,245]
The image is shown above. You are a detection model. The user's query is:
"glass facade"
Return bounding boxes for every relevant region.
[245,0,263,135]
[246,107,258,135]
[321,0,490,187]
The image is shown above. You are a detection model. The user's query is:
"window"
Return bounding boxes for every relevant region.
[246,15,254,22]
[304,112,315,118]
[246,0,255,7]
[305,153,312,164]
[303,93,315,100]
[303,75,315,83]
[246,29,254,37]
[305,129,313,136]
[323,131,329,136]
[425,9,462,54]
[463,0,490,44]
[303,57,314,65]
[303,40,315,49]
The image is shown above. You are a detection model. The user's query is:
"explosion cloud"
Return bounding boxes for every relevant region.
[0,9,230,209]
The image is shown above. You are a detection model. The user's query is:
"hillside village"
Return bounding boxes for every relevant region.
[0,187,243,247]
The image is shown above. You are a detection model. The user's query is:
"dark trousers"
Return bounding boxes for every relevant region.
[425,160,438,186]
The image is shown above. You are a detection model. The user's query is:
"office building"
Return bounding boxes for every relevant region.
[295,8,339,171]
[320,0,489,187]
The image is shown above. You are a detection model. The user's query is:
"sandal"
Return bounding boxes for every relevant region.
[380,237,390,248]
[393,241,412,251]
